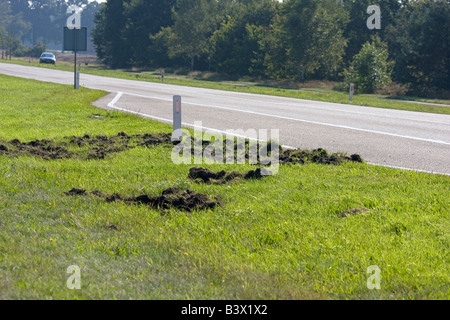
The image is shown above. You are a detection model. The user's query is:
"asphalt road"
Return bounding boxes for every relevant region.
[1,62,449,175]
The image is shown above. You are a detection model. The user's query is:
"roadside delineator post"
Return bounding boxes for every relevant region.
[349,83,355,102]
[75,63,81,90]
[172,95,182,141]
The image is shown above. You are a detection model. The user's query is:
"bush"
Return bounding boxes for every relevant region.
[28,43,46,58]
[13,42,46,58]
[345,40,392,94]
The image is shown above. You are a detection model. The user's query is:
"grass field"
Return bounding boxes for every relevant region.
[3,57,450,115]
[0,74,449,300]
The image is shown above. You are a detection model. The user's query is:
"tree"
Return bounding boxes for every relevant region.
[93,0,176,68]
[343,0,400,65]
[345,38,392,93]
[209,0,277,76]
[0,0,31,58]
[156,0,222,70]
[123,0,175,67]
[387,0,450,94]
[264,0,348,81]
[92,0,128,68]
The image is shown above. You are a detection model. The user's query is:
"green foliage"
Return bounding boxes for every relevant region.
[0,0,30,57]
[92,0,176,68]
[209,0,275,76]
[10,42,46,58]
[343,0,400,64]
[155,0,223,70]
[264,0,348,81]
[387,0,450,94]
[92,0,129,68]
[345,39,392,94]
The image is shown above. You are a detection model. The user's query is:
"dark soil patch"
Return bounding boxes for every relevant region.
[339,207,370,218]
[188,167,272,184]
[280,148,363,165]
[64,188,87,196]
[65,187,220,212]
[183,138,280,165]
[1,132,363,165]
[179,137,363,166]
[0,138,75,160]
[106,224,120,231]
[0,132,173,160]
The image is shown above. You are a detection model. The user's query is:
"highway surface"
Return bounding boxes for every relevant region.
[1,62,449,175]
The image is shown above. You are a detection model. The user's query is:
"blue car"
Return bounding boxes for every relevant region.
[39,52,56,64]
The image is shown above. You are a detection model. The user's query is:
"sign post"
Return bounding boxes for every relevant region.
[172,95,182,141]
[63,27,87,90]
[349,83,355,101]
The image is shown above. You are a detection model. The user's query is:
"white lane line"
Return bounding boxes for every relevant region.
[366,163,450,176]
[107,92,123,108]
[190,91,450,125]
[114,92,450,146]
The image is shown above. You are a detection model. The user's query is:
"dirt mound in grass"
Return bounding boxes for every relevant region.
[0,138,75,160]
[179,137,363,166]
[188,167,272,184]
[339,207,369,218]
[0,132,173,160]
[280,148,363,165]
[65,187,221,212]
[64,188,87,196]
[0,132,363,165]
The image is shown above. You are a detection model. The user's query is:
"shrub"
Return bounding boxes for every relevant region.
[345,40,392,94]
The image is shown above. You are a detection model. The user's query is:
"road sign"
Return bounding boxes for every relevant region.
[63,27,87,89]
[63,27,87,52]
[173,95,182,141]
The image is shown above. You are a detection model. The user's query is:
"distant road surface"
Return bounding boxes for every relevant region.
[1,62,449,175]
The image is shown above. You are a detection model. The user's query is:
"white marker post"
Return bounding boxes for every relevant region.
[172,95,182,141]
[349,83,355,102]
[75,63,80,90]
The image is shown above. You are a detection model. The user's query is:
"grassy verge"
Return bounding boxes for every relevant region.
[0,74,449,299]
[2,58,450,115]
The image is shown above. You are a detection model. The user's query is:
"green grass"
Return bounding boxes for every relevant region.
[0,74,449,299]
[2,58,450,115]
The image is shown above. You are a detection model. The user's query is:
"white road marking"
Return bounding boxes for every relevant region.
[366,163,450,176]
[107,92,123,108]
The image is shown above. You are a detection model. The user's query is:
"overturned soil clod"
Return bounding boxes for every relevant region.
[280,148,363,165]
[178,137,363,166]
[64,188,87,196]
[65,187,221,212]
[106,224,120,231]
[188,167,272,184]
[0,132,173,161]
[1,132,363,165]
[339,207,370,218]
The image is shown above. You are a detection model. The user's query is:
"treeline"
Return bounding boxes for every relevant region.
[92,0,449,96]
[0,0,99,56]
